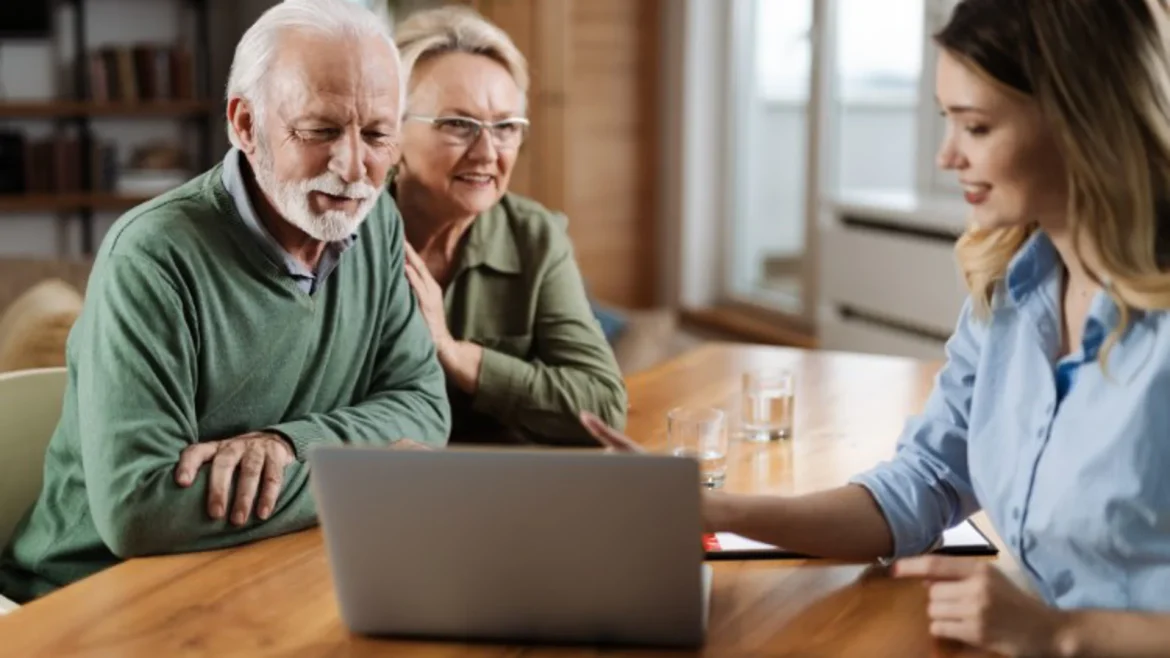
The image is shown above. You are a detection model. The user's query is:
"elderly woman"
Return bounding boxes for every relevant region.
[391,7,627,445]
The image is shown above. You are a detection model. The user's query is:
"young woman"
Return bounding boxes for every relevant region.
[584,1,1170,655]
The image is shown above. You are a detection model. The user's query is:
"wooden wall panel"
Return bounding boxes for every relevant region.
[476,0,660,309]
[529,0,570,215]
[564,0,658,307]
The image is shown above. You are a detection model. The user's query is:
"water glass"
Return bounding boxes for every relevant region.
[741,369,795,441]
[667,406,728,489]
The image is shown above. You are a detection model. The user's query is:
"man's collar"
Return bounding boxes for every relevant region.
[221,148,358,277]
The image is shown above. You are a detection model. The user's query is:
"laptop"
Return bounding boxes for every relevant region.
[309,446,711,648]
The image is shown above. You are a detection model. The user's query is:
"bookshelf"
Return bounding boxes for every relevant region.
[0,100,213,119]
[0,0,213,254]
[0,192,153,213]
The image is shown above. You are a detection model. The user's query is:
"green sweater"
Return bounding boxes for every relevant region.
[0,165,450,602]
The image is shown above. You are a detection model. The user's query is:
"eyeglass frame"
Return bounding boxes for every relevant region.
[404,114,531,149]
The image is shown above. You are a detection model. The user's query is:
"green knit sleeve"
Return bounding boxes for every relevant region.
[78,253,321,558]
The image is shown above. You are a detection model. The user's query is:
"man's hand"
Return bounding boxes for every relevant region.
[893,556,1068,656]
[174,432,295,526]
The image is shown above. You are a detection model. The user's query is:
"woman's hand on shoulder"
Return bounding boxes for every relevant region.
[403,240,454,351]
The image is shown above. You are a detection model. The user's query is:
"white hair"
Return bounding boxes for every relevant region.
[394,6,529,113]
[225,0,403,149]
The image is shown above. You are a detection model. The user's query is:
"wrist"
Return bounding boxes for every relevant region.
[266,431,296,457]
[435,336,459,364]
[1049,611,1085,658]
[704,491,741,533]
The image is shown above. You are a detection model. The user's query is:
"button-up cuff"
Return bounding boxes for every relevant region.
[472,348,529,419]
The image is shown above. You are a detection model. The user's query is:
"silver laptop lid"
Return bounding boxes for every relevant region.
[310,447,706,648]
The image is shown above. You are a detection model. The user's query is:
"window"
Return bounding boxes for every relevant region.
[724,0,815,315]
[755,1,812,103]
[832,0,925,195]
[836,0,923,103]
[724,0,926,317]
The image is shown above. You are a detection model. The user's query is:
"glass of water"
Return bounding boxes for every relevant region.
[667,407,728,489]
[742,369,795,442]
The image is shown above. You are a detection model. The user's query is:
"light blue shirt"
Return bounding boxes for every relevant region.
[853,231,1170,611]
[220,148,355,294]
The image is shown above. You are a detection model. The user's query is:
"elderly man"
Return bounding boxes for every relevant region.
[0,0,449,603]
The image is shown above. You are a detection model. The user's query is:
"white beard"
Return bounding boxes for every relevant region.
[253,146,380,243]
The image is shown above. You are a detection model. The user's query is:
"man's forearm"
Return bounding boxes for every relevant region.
[1053,610,1170,657]
[266,380,451,458]
[91,462,319,558]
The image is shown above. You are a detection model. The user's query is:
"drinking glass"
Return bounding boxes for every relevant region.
[741,369,795,441]
[667,406,728,489]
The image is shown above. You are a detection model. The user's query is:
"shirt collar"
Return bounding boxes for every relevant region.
[1006,229,1148,370]
[1005,229,1061,307]
[220,148,358,280]
[458,200,522,275]
[387,171,522,275]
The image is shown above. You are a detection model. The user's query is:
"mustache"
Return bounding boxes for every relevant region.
[300,173,379,200]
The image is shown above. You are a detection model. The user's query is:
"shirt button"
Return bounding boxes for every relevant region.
[1023,533,1038,551]
[1037,427,1046,438]
[1044,403,1055,415]
[1011,508,1021,521]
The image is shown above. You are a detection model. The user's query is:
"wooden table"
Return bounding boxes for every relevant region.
[0,344,1001,657]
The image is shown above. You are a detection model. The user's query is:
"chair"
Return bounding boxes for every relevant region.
[0,367,67,615]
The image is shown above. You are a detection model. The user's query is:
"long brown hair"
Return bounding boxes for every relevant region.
[938,0,1170,358]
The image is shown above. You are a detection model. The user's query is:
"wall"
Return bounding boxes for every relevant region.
[663,0,728,311]
[564,0,659,308]
[474,0,661,309]
[0,0,244,257]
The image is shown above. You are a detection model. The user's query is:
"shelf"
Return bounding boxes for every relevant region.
[0,193,153,213]
[0,100,214,119]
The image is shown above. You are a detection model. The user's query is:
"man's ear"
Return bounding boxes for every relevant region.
[227,97,260,155]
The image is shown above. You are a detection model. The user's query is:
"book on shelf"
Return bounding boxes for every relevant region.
[82,43,196,104]
[0,131,120,196]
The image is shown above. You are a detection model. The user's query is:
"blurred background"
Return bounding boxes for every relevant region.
[0,0,969,373]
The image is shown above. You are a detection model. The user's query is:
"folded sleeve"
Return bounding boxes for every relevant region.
[849,299,984,557]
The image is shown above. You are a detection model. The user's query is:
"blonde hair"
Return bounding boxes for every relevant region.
[394,6,529,112]
[940,0,1170,361]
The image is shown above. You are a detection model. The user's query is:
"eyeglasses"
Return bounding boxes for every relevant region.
[404,115,530,150]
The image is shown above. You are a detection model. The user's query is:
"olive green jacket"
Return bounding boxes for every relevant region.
[419,192,628,445]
